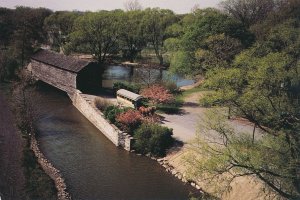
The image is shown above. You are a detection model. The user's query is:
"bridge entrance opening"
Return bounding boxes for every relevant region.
[76,64,103,93]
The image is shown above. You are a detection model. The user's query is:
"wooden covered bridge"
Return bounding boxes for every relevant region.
[28,49,102,94]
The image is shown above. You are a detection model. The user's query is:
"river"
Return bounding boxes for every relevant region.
[32,83,198,199]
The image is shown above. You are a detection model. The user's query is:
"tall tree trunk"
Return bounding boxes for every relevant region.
[158,55,163,66]
[252,124,256,143]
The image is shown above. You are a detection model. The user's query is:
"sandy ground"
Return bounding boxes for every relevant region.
[161,91,273,200]
[0,88,26,200]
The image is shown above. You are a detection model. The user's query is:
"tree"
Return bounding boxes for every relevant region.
[124,0,142,11]
[197,20,300,198]
[141,84,174,105]
[249,0,300,41]
[0,7,14,48]
[168,8,253,76]
[141,8,178,65]
[192,34,243,72]
[0,50,19,81]
[133,123,174,157]
[220,0,276,27]
[119,10,146,62]
[132,67,162,87]
[44,11,80,52]
[13,7,52,66]
[66,10,122,63]
[186,110,299,199]
[0,7,51,80]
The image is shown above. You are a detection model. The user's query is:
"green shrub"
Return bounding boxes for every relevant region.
[133,123,174,157]
[103,105,131,124]
[94,97,112,111]
[103,105,123,124]
[113,81,141,94]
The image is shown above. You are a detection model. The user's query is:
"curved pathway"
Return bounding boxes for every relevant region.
[161,91,259,143]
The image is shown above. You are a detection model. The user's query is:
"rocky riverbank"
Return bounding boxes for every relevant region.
[9,81,68,200]
[30,133,71,200]
[156,157,203,191]
[135,151,204,195]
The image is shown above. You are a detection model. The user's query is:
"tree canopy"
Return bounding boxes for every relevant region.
[192,2,300,198]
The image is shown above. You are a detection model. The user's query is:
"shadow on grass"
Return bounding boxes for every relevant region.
[157,104,183,114]
[23,145,57,200]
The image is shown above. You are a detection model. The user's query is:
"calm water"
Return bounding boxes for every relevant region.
[33,84,198,199]
[102,65,194,88]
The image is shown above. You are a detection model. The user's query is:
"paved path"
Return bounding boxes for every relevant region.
[161,92,259,143]
[0,87,26,200]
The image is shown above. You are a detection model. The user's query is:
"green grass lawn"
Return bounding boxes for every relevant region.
[175,86,208,105]
[157,86,207,114]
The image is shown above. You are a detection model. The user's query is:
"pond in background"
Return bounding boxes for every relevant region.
[102,65,195,88]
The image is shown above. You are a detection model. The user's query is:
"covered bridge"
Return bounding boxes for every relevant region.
[28,49,102,94]
[117,89,143,108]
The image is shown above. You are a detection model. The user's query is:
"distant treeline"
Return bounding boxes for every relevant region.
[0,1,299,78]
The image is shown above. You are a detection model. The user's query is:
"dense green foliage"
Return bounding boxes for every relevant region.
[166,8,253,76]
[133,123,174,157]
[103,105,127,124]
[113,81,141,94]
[65,10,121,63]
[44,11,80,52]
[61,8,178,64]
[184,1,300,199]
[140,8,178,65]
[119,10,146,61]
[0,7,52,80]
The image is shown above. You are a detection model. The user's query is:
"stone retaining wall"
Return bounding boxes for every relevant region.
[71,91,133,151]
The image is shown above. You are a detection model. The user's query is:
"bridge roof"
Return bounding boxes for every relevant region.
[31,49,91,73]
[117,89,143,101]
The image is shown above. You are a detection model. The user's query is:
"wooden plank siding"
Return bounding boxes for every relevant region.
[29,49,103,94]
[30,59,78,94]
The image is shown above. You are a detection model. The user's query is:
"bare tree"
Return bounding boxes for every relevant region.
[191,4,201,13]
[220,0,276,27]
[132,66,162,87]
[124,0,143,11]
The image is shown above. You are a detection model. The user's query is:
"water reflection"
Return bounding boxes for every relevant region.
[102,65,194,88]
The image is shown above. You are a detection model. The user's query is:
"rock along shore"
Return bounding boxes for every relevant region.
[30,133,71,200]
